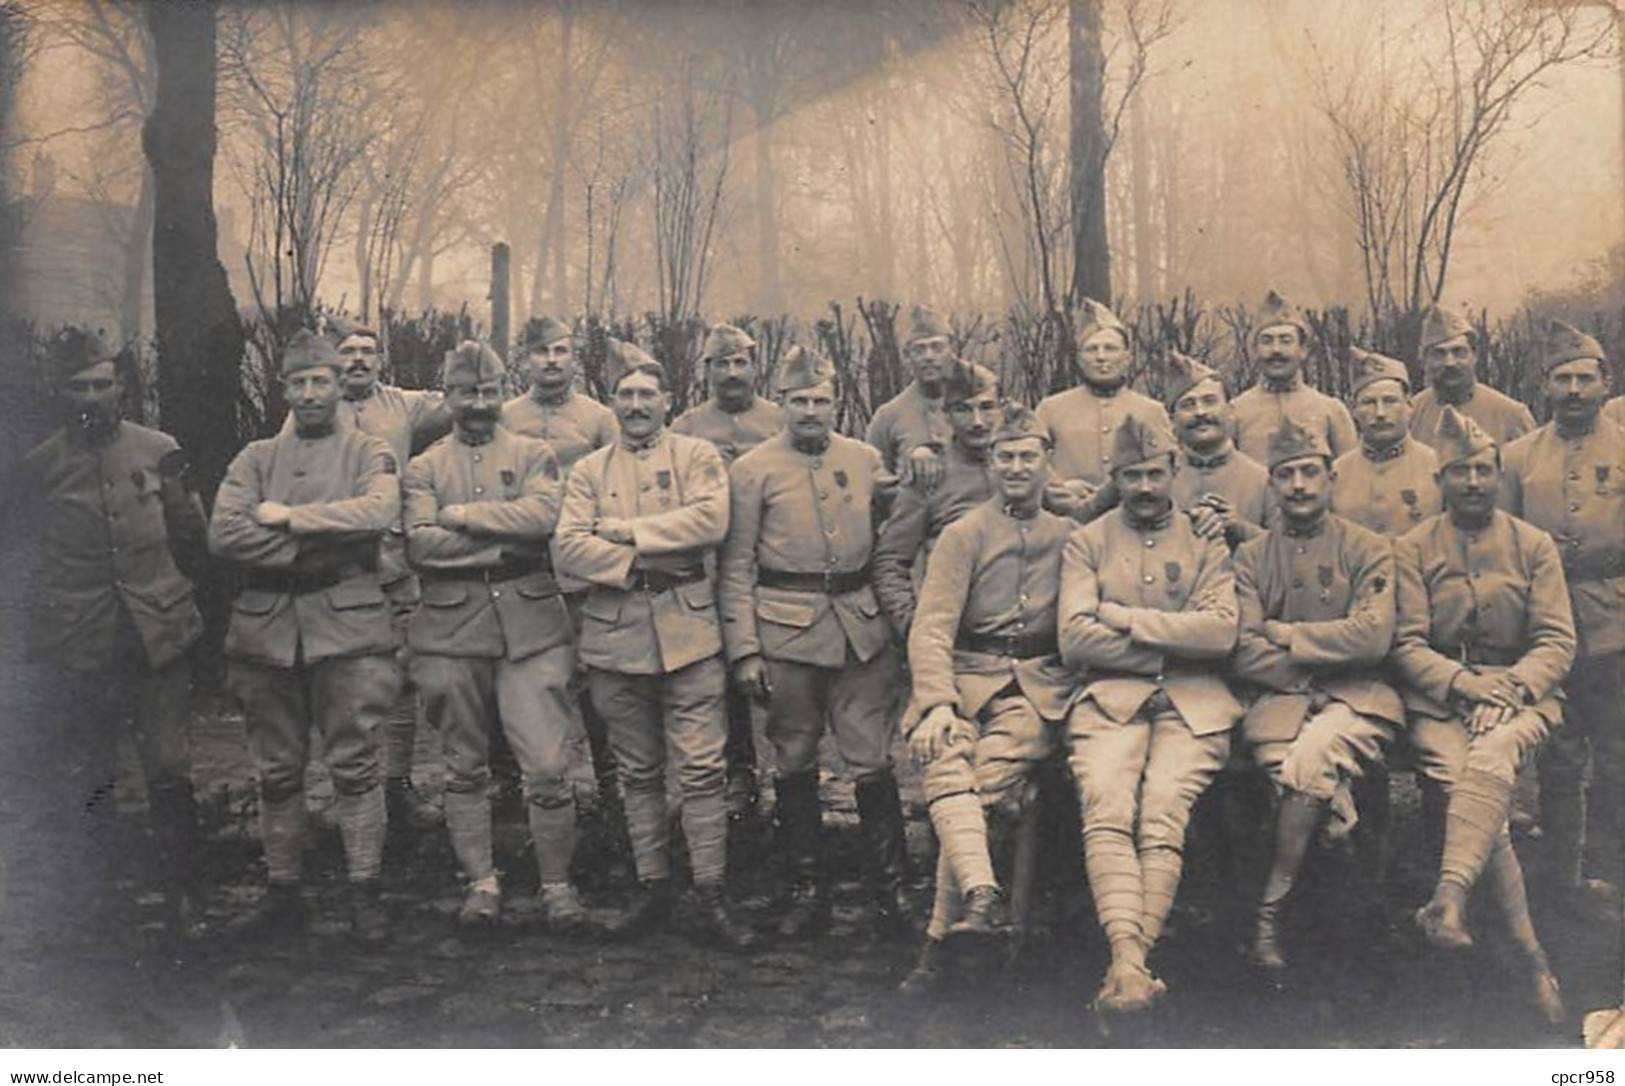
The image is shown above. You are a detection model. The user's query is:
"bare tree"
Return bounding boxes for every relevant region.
[1312,0,1615,328]
[649,57,734,325]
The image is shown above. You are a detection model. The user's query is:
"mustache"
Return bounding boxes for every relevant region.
[462,407,499,420]
[1186,415,1221,429]
[622,408,653,420]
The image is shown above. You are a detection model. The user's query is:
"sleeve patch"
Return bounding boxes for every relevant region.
[380,453,399,475]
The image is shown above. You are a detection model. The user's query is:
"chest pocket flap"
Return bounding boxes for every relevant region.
[328,579,386,611]
[677,580,716,612]
[757,596,817,628]
[420,581,470,608]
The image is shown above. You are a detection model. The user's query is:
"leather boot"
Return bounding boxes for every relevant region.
[775,772,828,938]
[350,880,390,943]
[385,776,443,836]
[606,877,673,939]
[947,885,1007,938]
[687,881,761,951]
[898,938,944,998]
[1247,897,1287,973]
[149,781,207,940]
[240,881,307,941]
[855,770,915,936]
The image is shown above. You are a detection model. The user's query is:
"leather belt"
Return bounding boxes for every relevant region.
[955,629,1059,659]
[419,557,552,585]
[1443,643,1522,667]
[757,566,870,594]
[628,566,707,593]
[240,567,356,596]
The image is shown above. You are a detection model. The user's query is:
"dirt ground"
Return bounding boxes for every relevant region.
[0,655,1620,1048]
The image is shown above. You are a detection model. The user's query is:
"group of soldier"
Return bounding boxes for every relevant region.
[11,286,1623,1028]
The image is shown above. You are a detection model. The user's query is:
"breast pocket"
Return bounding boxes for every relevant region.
[677,580,716,613]
[233,589,281,616]
[755,596,817,629]
[420,581,470,609]
[579,589,626,625]
[328,579,387,612]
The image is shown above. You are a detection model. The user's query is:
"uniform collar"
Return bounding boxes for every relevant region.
[533,387,571,408]
[342,385,379,403]
[1080,378,1123,399]
[620,429,663,454]
[791,432,832,456]
[295,421,336,439]
[1556,417,1597,441]
[714,393,757,416]
[1003,500,1040,521]
[1361,435,1408,462]
[1183,441,1233,470]
[456,426,496,446]
[1125,508,1173,532]
[1262,373,1302,394]
[1281,513,1328,538]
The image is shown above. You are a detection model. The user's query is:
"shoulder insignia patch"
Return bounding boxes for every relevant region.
[656,469,672,490]
[1318,564,1335,589]
[501,468,516,486]
[1400,488,1418,506]
[834,469,849,489]
[381,453,399,475]
[1164,561,1182,582]
[1369,574,1388,595]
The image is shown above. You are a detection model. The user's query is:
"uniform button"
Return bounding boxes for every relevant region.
[1019,595,1029,605]
[1143,574,1154,583]
[1569,503,1580,512]
[474,486,485,495]
[474,454,482,462]
[1292,578,1303,589]
[818,490,829,499]
[1570,472,1581,481]
[492,590,501,599]
[1145,538,1155,548]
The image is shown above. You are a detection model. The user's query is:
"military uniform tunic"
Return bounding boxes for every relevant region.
[1170,442,1272,540]
[1409,383,1535,450]
[501,389,619,473]
[1502,416,1625,883]
[1230,377,1358,465]
[1392,511,1576,787]
[671,396,785,464]
[404,427,586,883]
[871,441,995,633]
[1233,514,1402,798]
[867,380,953,481]
[1330,437,1442,537]
[334,384,450,591]
[719,431,897,776]
[554,429,731,884]
[1037,384,1170,494]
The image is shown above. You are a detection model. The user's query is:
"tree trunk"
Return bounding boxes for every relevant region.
[529,5,573,316]
[418,244,435,311]
[1159,99,1181,292]
[1068,0,1110,305]
[355,190,373,322]
[118,163,154,342]
[752,119,781,313]
[143,0,242,500]
[1129,92,1154,302]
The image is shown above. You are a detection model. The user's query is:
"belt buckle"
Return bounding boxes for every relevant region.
[821,570,837,593]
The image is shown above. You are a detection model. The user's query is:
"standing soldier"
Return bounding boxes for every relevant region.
[1501,320,1624,907]
[868,306,956,491]
[500,316,619,472]
[899,404,1072,988]
[1331,346,1441,536]
[1058,415,1242,1013]
[1408,304,1535,449]
[325,315,451,834]
[1232,417,1402,976]
[1036,299,1171,524]
[720,345,911,938]
[1230,290,1358,465]
[403,342,592,930]
[1393,407,1572,1024]
[9,329,209,938]
[1164,349,1271,548]
[553,341,755,949]
[209,330,403,940]
[872,359,999,634]
[672,323,786,823]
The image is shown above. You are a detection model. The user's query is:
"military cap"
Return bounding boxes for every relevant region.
[1163,349,1221,408]
[323,314,378,345]
[1433,405,1496,469]
[942,358,999,405]
[442,340,506,387]
[1539,318,1606,374]
[1110,414,1177,471]
[1417,304,1474,354]
[1254,289,1308,340]
[520,315,573,350]
[1348,344,1411,398]
[279,328,344,378]
[702,323,756,362]
[603,337,664,392]
[774,344,837,394]
[47,326,116,382]
[905,305,952,345]
[1076,297,1130,347]
[1265,414,1331,470]
[990,402,1052,448]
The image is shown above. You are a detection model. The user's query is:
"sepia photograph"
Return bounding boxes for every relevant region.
[0,0,1622,1060]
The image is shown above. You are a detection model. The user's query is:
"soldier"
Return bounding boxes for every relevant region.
[671,322,787,821]
[324,315,451,833]
[720,345,910,938]
[1058,415,1242,1013]
[553,340,756,950]
[868,305,956,491]
[1501,319,1624,907]
[1230,291,1357,465]
[1393,406,1572,1024]
[899,404,1072,988]
[1330,346,1441,536]
[8,329,209,938]
[500,316,619,472]
[403,342,591,929]
[209,330,403,940]
[872,359,999,634]
[1164,349,1271,548]
[1036,299,1172,523]
[1408,303,1535,449]
[1232,417,1402,975]
[1603,394,1624,429]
